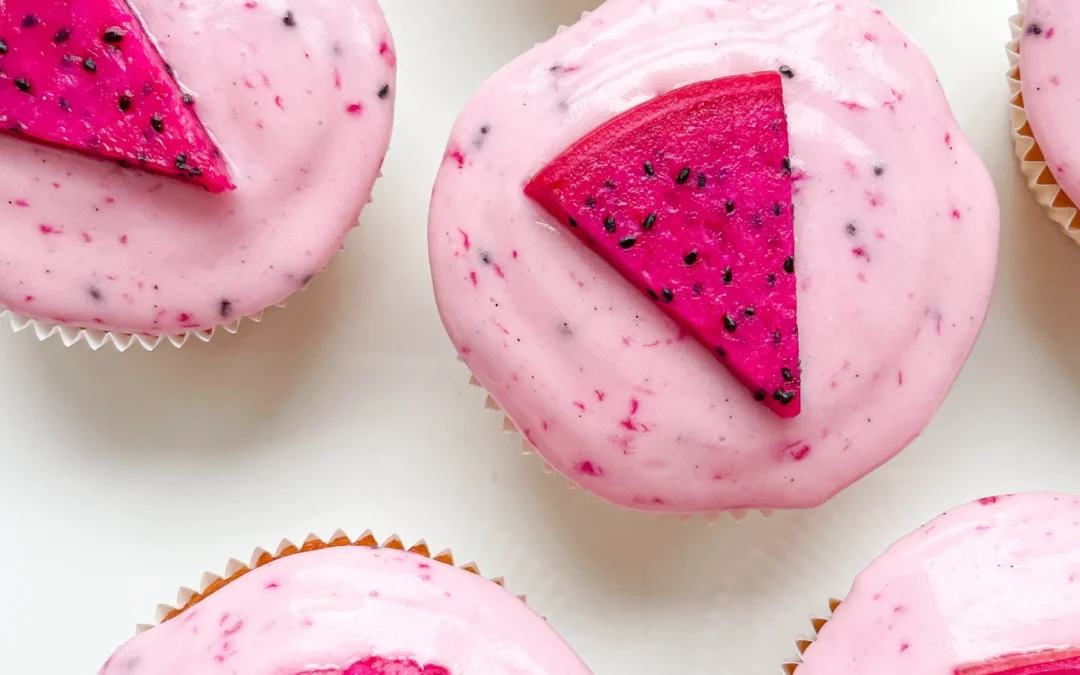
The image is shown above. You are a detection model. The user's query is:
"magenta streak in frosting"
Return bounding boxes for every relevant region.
[303,656,451,675]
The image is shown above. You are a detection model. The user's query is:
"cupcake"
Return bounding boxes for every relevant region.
[1008,0,1080,240]
[787,493,1080,675]
[428,0,998,513]
[0,0,395,350]
[100,532,593,674]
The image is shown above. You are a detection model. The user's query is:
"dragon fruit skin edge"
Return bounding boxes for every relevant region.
[0,0,233,192]
[956,651,1080,675]
[524,71,801,417]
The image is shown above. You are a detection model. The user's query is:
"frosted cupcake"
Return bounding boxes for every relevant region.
[428,0,998,512]
[0,0,395,349]
[788,493,1080,675]
[1009,0,1080,241]
[99,532,592,675]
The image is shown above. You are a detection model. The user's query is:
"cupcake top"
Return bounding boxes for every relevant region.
[0,0,395,336]
[99,545,592,675]
[1019,0,1080,206]
[428,0,998,512]
[799,493,1080,675]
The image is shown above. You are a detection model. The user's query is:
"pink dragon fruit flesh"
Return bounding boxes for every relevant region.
[0,0,233,192]
[525,71,801,417]
[956,650,1080,675]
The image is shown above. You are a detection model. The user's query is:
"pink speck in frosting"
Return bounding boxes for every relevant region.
[864,32,877,42]
[577,460,603,476]
[446,146,466,167]
[978,496,1000,506]
[265,581,280,590]
[378,40,397,68]
[457,229,471,251]
[275,95,285,110]
[346,103,364,115]
[38,224,61,235]
[119,235,129,245]
[900,642,910,653]
[81,231,93,243]
[573,401,586,411]
[840,100,867,112]
[789,444,811,461]
[13,198,28,207]
[595,390,605,402]
[469,271,478,287]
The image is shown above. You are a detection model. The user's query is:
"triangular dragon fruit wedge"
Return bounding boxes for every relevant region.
[525,71,800,417]
[956,650,1080,675]
[0,0,234,192]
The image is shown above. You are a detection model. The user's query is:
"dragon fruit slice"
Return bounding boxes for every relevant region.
[525,71,800,417]
[0,0,233,192]
[957,650,1080,675]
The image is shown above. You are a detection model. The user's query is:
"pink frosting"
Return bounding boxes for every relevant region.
[0,0,395,335]
[1021,0,1080,206]
[427,0,999,512]
[799,493,1080,675]
[99,546,592,675]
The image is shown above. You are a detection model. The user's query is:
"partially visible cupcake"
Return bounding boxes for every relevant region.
[429,0,998,513]
[1008,0,1080,241]
[787,493,1080,675]
[0,0,395,350]
[99,532,592,675]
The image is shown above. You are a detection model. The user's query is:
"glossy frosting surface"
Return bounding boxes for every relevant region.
[428,0,998,511]
[0,0,395,334]
[99,546,593,675]
[800,493,1080,675]
[1021,0,1080,206]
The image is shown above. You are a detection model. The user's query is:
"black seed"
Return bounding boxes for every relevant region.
[479,250,492,264]
[723,267,733,285]
[744,306,756,317]
[118,92,133,112]
[774,330,782,345]
[661,288,674,303]
[54,28,72,43]
[753,389,767,402]
[164,62,174,76]
[604,216,616,233]
[642,212,657,230]
[684,250,697,265]
[283,10,297,26]
[725,200,735,215]
[22,15,39,28]
[604,179,616,190]
[846,222,857,236]
[568,216,578,228]
[175,153,188,170]
[773,389,795,405]
[182,93,194,106]
[723,315,737,332]
[693,283,702,295]
[8,122,23,133]
[88,286,102,301]
[782,367,794,382]
[1027,23,1042,35]
[143,83,153,95]
[14,78,30,94]
[103,27,125,43]
[619,236,636,249]
[150,114,164,132]
[0,39,7,55]
[782,157,792,175]
[676,167,691,184]
[773,202,782,216]
[187,166,202,178]
[83,58,97,73]
[873,162,885,176]
[697,173,707,189]
[779,65,794,79]
[585,197,596,208]
[643,161,655,177]
[219,300,233,318]
[715,346,726,358]
[752,213,763,227]
[58,97,71,112]
[136,152,148,162]
[377,84,390,99]
[647,289,659,301]
[783,256,795,274]
[766,274,776,287]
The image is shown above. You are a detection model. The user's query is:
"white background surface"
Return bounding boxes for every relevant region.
[0,0,1066,672]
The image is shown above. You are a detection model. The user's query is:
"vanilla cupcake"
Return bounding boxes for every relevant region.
[788,494,1080,675]
[0,0,395,349]
[99,532,592,675]
[428,0,998,513]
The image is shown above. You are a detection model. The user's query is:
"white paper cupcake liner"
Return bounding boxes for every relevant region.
[0,176,380,352]
[137,529,522,634]
[1007,0,1080,242]
[780,598,841,675]
[464,367,772,522]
